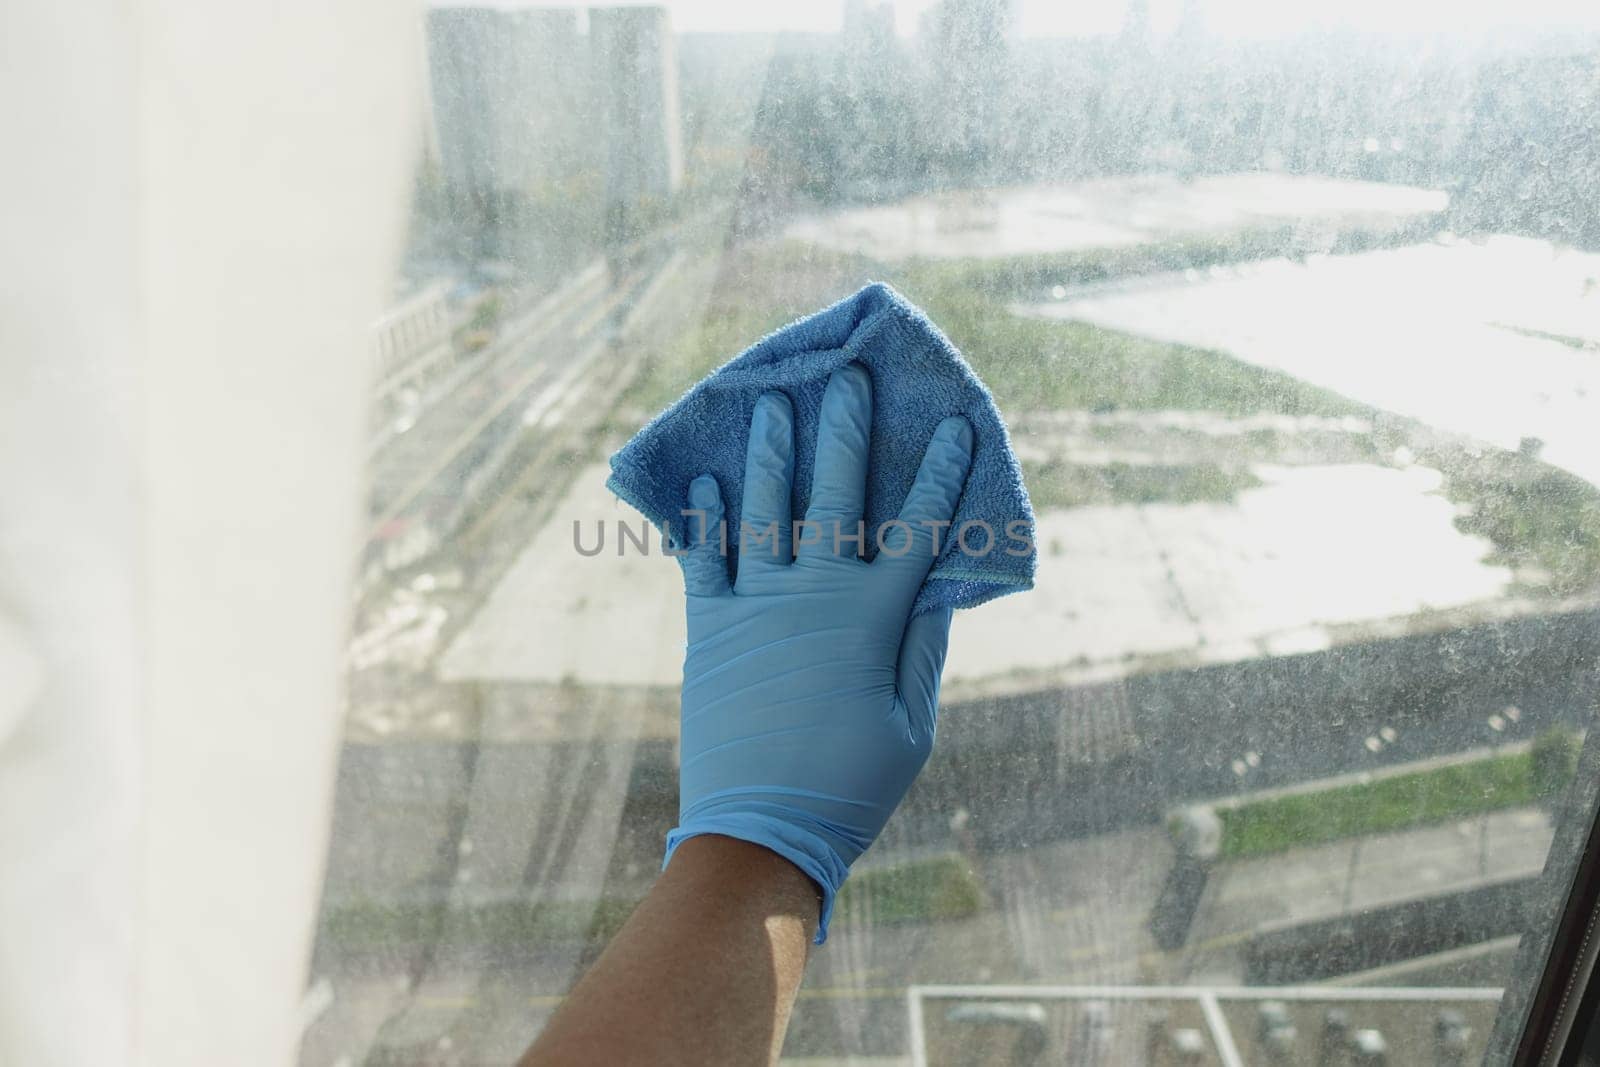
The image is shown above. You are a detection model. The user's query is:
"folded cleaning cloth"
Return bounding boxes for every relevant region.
[606,282,1036,614]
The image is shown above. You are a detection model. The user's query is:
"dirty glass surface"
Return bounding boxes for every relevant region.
[304,2,1600,1063]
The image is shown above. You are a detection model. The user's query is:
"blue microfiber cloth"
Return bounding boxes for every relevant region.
[606,282,1036,615]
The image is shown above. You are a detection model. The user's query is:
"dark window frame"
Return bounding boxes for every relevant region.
[1497,706,1600,1064]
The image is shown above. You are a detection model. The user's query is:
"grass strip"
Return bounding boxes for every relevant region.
[837,852,984,924]
[1022,458,1262,510]
[318,852,983,953]
[1216,732,1578,860]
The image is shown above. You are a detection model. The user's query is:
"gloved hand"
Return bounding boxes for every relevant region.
[666,361,974,943]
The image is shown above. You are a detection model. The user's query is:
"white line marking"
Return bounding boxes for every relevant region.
[906,987,929,1067]
[907,983,1503,1002]
[1200,991,1246,1067]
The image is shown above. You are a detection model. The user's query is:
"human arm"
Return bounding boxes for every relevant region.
[520,361,973,1064]
[518,835,816,1067]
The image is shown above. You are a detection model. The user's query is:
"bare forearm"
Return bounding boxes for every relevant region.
[519,835,819,1067]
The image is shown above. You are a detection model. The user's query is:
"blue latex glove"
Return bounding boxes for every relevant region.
[665,361,974,943]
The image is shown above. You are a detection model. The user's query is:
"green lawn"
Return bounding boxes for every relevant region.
[618,238,1370,427]
[616,290,797,416]
[318,851,984,954]
[1439,450,1600,597]
[890,224,1307,295]
[1022,458,1262,511]
[610,237,1600,585]
[1216,733,1577,860]
[899,268,1369,421]
[836,852,984,924]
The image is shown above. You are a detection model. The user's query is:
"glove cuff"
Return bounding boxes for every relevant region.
[664,811,851,944]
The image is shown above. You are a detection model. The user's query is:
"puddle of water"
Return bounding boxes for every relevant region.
[1020,236,1600,485]
[945,463,1510,684]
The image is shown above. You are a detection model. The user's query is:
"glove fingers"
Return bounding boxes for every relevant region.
[896,606,954,748]
[738,391,795,577]
[801,362,872,559]
[877,416,973,585]
[681,474,732,597]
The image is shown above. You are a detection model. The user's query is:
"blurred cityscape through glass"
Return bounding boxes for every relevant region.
[305,2,1600,1063]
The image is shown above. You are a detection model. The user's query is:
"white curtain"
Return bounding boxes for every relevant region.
[0,2,419,1063]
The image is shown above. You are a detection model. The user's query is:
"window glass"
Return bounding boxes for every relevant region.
[304,2,1600,1062]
